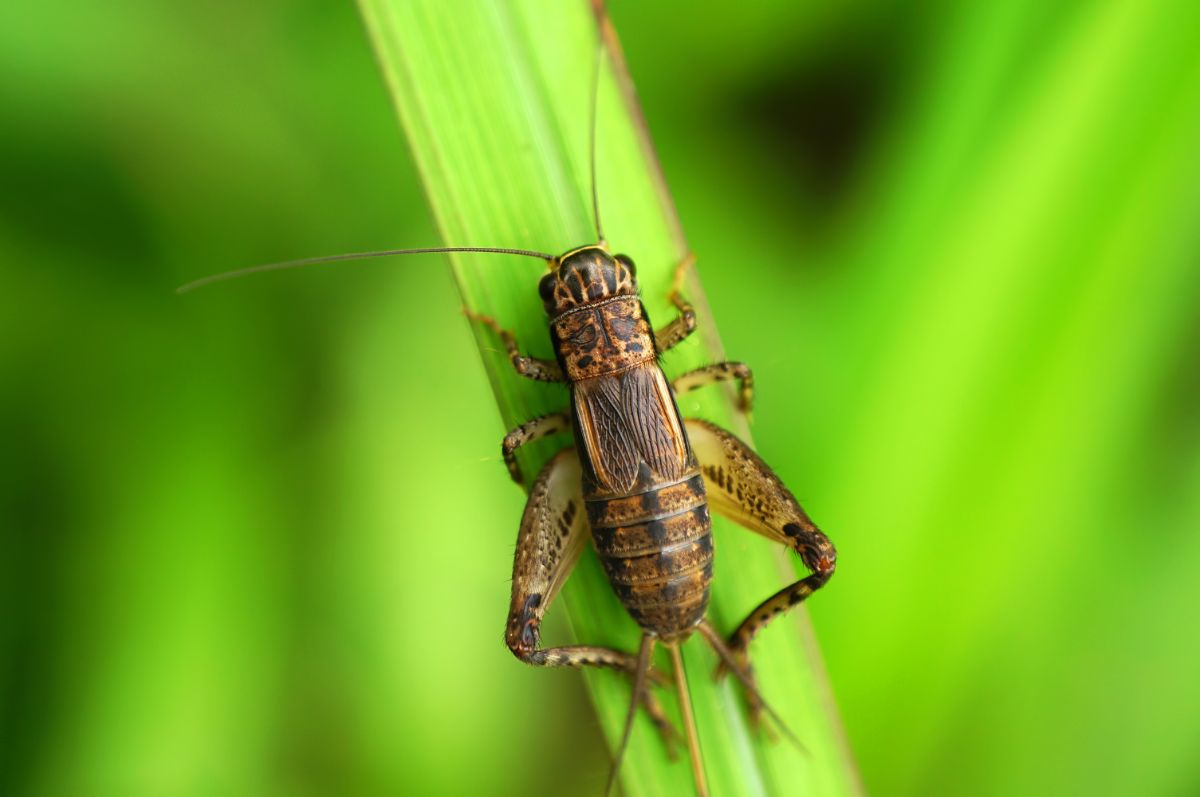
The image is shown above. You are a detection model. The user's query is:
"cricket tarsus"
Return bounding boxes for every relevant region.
[176,245,554,294]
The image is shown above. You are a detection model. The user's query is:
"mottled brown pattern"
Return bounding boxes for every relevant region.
[539,246,637,317]
[506,448,587,659]
[552,296,655,382]
[588,472,705,528]
[685,418,820,540]
[652,287,697,353]
[612,564,713,640]
[495,243,836,760]
[531,246,715,641]
[600,542,710,585]
[585,473,705,529]
[684,418,836,695]
[587,459,712,639]
[612,566,713,610]
[590,504,710,558]
[672,361,755,414]
[502,411,570,484]
[601,536,713,586]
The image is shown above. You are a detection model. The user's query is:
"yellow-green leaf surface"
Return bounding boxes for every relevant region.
[356,1,860,795]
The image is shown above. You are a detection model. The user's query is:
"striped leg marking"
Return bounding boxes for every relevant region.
[685,419,836,724]
[465,307,564,382]
[654,253,697,353]
[502,412,570,485]
[672,361,755,413]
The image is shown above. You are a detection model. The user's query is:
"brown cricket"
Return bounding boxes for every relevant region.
[481,241,836,796]
[177,29,836,797]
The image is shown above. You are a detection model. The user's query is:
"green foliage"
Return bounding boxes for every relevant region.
[3,1,1200,796]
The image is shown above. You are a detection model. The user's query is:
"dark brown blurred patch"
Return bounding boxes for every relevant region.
[731,38,904,206]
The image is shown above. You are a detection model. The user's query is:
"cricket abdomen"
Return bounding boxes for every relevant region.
[586,471,713,640]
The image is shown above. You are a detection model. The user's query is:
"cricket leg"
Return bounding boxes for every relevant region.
[694,620,807,751]
[502,412,570,485]
[672,361,755,413]
[685,419,836,727]
[606,633,657,797]
[464,307,564,382]
[695,619,763,728]
[507,449,679,754]
[654,253,697,352]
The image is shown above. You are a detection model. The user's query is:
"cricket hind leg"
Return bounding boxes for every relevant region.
[672,361,755,413]
[684,419,836,730]
[464,307,564,382]
[654,252,697,352]
[520,643,679,756]
[695,621,805,753]
[506,449,679,754]
[605,633,657,797]
[694,619,763,729]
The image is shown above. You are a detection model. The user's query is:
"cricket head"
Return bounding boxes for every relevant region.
[539,245,638,318]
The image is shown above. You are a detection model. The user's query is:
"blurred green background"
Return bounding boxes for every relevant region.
[3,1,1199,795]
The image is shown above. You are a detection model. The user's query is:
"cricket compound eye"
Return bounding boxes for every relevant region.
[615,254,636,276]
[538,272,556,303]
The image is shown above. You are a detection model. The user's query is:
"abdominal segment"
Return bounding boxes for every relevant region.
[586,472,713,640]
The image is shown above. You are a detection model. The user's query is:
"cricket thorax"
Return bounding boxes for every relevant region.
[550,296,655,381]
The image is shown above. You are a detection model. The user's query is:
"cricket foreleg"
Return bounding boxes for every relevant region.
[654,253,697,352]
[502,412,570,485]
[465,308,564,382]
[672,361,755,413]
[506,449,678,753]
[685,419,836,723]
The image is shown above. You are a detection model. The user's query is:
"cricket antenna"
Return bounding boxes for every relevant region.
[175,246,556,295]
[589,37,606,247]
[606,633,655,797]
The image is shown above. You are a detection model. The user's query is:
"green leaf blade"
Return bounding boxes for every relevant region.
[356,2,860,794]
